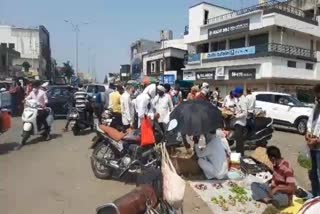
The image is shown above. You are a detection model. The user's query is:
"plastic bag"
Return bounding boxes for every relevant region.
[161,143,186,209]
[298,147,312,170]
[298,197,320,214]
[141,117,155,146]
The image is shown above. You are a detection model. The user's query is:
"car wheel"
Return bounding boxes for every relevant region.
[297,119,307,135]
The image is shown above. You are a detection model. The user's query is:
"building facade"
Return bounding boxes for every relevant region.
[142,47,187,84]
[0,45,21,79]
[184,1,320,102]
[130,39,160,80]
[0,25,51,80]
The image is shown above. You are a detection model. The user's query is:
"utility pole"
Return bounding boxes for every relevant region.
[64,20,88,76]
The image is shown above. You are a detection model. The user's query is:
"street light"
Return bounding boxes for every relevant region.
[64,20,88,75]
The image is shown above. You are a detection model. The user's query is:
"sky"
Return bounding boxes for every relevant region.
[0,0,259,81]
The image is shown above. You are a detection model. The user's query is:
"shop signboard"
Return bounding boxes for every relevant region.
[187,54,201,64]
[183,71,196,81]
[203,46,256,60]
[228,69,256,80]
[196,71,215,80]
[208,19,250,38]
[160,74,176,85]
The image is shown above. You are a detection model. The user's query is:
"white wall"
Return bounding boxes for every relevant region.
[184,3,231,44]
[142,49,186,75]
[161,39,187,50]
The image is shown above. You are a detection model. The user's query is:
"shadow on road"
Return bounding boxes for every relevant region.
[25,133,63,146]
[274,126,300,135]
[0,142,18,155]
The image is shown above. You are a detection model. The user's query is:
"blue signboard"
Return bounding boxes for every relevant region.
[160,75,175,85]
[187,53,201,64]
[204,46,256,60]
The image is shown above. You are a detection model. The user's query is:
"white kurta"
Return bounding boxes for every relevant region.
[153,94,173,123]
[120,91,134,126]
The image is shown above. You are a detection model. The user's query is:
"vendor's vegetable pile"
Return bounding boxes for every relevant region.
[211,181,260,211]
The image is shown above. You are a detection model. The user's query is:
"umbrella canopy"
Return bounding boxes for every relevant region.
[169,100,223,136]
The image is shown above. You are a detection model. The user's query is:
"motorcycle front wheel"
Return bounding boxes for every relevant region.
[21,131,31,145]
[91,142,114,179]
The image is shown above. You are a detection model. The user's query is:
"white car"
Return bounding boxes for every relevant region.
[253,91,312,135]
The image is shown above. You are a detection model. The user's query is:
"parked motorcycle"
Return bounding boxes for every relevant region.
[101,108,113,126]
[226,117,274,148]
[21,99,54,145]
[68,107,94,136]
[90,122,163,180]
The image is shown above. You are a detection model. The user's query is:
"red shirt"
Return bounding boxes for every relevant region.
[272,159,295,199]
[195,92,208,101]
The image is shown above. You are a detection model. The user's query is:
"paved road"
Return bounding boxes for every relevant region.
[0,118,309,214]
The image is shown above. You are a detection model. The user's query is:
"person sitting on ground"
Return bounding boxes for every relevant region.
[195,129,230,180]
[251,146,295,208]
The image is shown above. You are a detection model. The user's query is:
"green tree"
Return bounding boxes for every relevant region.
[62,61,74,82]
[22,61,31,72]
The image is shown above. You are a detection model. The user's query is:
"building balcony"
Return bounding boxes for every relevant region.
[205,0,318,26]
[186,43,316,65]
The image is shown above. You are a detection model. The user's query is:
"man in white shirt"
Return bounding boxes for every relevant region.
[153,85,173,131]
[134,84,157,128]
[223,91,237,109]
[25,81,50,137]
[246,88,256,132]
[232,87,248,156]
[120,85,135,129]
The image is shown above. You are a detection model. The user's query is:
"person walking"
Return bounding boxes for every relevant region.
[153,85,173,131]
[120,85,135,130]
[109,85,124,127]
[134,83,157,128]
[232,87,248,156]
[212,87,220,105]
[306,84,320,197]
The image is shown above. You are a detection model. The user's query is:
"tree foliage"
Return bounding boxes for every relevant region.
[61,61,74,82]
[22,61,31,72]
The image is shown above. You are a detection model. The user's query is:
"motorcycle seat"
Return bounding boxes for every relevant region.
[99,125,126,141]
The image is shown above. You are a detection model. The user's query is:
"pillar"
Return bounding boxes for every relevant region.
[245,34,249,47]
[226,39,230,49]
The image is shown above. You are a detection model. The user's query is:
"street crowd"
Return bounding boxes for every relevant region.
[2,79,320,212]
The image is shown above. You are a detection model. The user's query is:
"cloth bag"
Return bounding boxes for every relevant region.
[161,143,186,208]
[141,117,156,146]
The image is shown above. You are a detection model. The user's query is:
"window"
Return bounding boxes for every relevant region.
[86,85,106,93]
[287,61,297,68]
[210,40,226,52]
[151,61,156,73]
[0,43,7,48]
[229,37,245,49]
[1,54,6,66]
[8,43,15,49]
[204,10,209,24]
[249,33,268,46]
[160,59,164,72]
[274,95,304,106]
[306,63,313,70]
[196,43,209,53]
[256,94,273,103]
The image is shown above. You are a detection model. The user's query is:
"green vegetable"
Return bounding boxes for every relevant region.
[298,153,312,170]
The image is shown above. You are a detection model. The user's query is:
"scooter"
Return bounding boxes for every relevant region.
[226,117,274,148]
[21,99,54,145]
[68,107,94,136]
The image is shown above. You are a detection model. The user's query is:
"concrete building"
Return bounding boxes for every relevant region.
[0,45,21,79]
[130,39,161,80]
[0,25,51,80]
[183,1,320,102]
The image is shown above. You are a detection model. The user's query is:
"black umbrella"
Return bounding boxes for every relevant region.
[169,100,223,136]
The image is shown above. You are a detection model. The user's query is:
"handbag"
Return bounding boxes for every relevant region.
[141,117,156,146]
[161,143,186,209]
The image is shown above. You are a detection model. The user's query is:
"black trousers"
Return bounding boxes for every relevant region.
[234,124,246,156]
[37,109,49,131]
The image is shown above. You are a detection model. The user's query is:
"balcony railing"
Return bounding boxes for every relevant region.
[206,0,316,25]
[185,43,315,64]
[257,43,315,59]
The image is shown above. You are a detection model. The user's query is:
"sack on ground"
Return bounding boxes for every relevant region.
[161,144,186,208]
